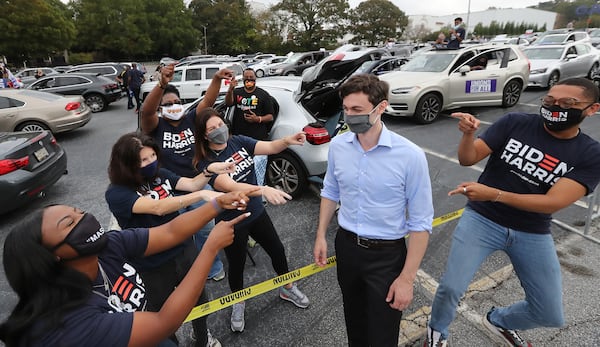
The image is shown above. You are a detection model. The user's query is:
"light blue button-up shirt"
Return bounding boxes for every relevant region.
[321,124,434,240]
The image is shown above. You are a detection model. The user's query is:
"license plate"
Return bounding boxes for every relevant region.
[34,147,49,162]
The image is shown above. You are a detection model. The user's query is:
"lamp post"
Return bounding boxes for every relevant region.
[202,25,208,55]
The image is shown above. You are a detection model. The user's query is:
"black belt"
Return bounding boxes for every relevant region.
[339,227,405,249]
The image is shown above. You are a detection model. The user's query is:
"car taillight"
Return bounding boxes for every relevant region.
[303,123,330,145]
[104,83,118,89]
[0,156,30,175]
[65,102,81,111]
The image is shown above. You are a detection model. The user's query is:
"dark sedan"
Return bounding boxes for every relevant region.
[27,73,122,112]
[0,131,67,214]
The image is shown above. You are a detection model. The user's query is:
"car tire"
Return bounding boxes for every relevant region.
[256,69,265,78]
[15,121,49,132]
[266,152,307,199]
[285,71,296,76]
[85,93,107,113]
[588,63,599,79]
[547,71,559,88]
[502,79,522,108]
[413,93,442,124]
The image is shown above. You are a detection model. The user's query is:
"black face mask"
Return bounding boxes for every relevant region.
[51,213,108,259]
[539,105,587,132]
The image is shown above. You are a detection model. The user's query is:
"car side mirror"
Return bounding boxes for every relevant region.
[459,65,471,75]
[565,53,577,60]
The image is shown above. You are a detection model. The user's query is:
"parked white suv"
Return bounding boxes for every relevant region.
[140,62,245,103]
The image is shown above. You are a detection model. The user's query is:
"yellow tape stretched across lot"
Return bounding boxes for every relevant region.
[185,256,337,322]
[184,208,464,322]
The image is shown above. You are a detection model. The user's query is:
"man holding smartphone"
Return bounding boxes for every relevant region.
[225,68,276,186]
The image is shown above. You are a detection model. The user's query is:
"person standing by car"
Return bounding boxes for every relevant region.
[313,74,433,347]
[447,17,466,49]
[140,63,235,282]
[116,65,134,109]
[128,63,145,112]
[193,107,310,333]
[225,68,276,186]
[423,78,600,347]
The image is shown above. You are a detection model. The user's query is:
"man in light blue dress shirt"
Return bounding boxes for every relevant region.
[313,74,434,347]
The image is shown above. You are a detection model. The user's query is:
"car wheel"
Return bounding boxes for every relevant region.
[588,63,599,79]
[256,69,264,78]
[85,93,107,113]
[15,121,49,132]
[547,71,559,88]
[266,152,307,199]
[502,79,522,108]
[413,93,441,124]
[285,71,296,76]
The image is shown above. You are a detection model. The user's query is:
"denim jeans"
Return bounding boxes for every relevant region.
[177,186,223,278]
[254,155,267,186]
[429,207,564,338]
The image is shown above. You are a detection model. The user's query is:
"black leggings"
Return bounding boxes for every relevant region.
[224,210,289,292]
[141,241,208,347]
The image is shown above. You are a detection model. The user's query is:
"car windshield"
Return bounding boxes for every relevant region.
[523,47,564,60]
[285,53,304,64]
[401,53,457,72]
[590,30,600,38]
[539,34,568,44]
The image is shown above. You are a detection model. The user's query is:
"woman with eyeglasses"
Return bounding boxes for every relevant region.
[140,64,233,285]
[193,107,310,333]
[0,194,252,347]
[105,131,237,347]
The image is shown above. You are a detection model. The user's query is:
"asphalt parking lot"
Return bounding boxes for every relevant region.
[1,86,599,346]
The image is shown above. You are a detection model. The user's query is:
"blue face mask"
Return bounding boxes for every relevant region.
[140,160,158,178]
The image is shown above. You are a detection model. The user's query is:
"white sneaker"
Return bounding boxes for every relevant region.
[206,329,221,347]
[230,302,245,332]
[279,283,310,308]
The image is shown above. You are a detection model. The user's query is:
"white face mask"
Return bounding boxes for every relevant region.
[161,104,185,120]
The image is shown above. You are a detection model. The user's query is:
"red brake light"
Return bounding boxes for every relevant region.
[327,53,345,62]
[103,83,118,89]
[65,102,81,111]
[0,156,30,175]
[303,123,330,145]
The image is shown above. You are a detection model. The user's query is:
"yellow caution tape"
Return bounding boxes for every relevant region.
[184,208,464,322]
[185,256,337,322]
[432,208,464,227]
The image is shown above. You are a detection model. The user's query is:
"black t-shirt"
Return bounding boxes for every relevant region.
[468,113,600,234]
[230,87,275,140]
[198,135,264,226]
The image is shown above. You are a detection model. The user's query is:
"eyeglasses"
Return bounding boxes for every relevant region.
[160,101,182,107]
[243,79,256,82]
[541,95,595,109]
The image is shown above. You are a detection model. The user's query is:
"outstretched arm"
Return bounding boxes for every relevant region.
[128,212,249,347]
[254,131,306,156]
[196,68,234,114]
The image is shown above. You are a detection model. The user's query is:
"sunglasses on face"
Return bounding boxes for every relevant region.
[243,79,256,83]
[541,95,594,109]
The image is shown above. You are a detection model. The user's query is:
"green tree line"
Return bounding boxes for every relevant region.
[1,0,596,67]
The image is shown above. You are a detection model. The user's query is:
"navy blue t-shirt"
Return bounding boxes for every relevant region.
[25,230,149,347]
[105,168,188,270]
[468,113,600,234]
[128,68,145,89]
[151,108,198,178]
[198,135,264,225]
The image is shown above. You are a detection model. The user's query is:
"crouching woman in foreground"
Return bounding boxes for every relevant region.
[0,190,254,347]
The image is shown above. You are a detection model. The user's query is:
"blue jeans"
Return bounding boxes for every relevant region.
[254,155,267,186]
[429,207,564,338]
[177,187,223,278]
